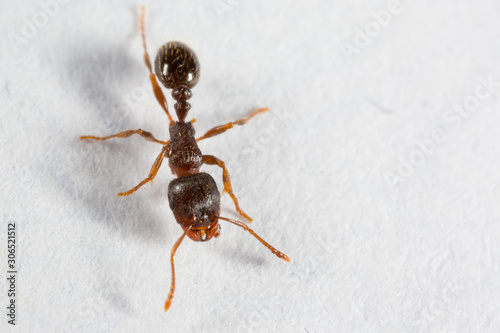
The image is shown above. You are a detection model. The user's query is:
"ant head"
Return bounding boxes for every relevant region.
[154,41,200,90]
[154,42,200,122]
[183,220,221,242]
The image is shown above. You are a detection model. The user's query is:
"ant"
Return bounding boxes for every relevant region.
[81,7,290,312]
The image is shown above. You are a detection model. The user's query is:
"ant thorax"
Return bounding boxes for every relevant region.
[168,122,202,176]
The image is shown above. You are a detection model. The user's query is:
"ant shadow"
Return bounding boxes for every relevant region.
[53,32,172,244]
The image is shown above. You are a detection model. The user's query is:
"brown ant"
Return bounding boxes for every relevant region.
[80,7,290,312]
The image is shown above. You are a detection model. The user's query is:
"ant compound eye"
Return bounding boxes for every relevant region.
[154,41,200,89]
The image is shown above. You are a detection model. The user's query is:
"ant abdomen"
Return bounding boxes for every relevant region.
[154,41,200,90]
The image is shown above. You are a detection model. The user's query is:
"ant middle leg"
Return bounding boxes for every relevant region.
[80,129,168,145]
[196,107,268,142]
[117,144,170,197]
[139,6,174,124]
[202,154,252,222]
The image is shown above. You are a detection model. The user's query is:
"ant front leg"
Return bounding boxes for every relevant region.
[196,107,268,142]
[203,155,252,222]
[117,143,170,197]
[80,129,168,145]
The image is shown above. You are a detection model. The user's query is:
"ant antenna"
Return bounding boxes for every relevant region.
[164,225,191,312]
[218,216,291,262]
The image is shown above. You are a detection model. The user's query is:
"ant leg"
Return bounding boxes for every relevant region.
[117,144,170,197]
[196,107,268,142]
[164,226,191,312]
[219,216,290,262]
[203,155,252,222]
[81,129,168,145]
[140,6,174,124]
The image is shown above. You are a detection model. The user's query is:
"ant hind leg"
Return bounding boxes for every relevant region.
[139,6,174,123]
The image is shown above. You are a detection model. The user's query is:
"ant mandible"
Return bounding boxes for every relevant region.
[81,6,290,312]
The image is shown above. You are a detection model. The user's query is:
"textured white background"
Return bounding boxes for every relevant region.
[1,0,500,332]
